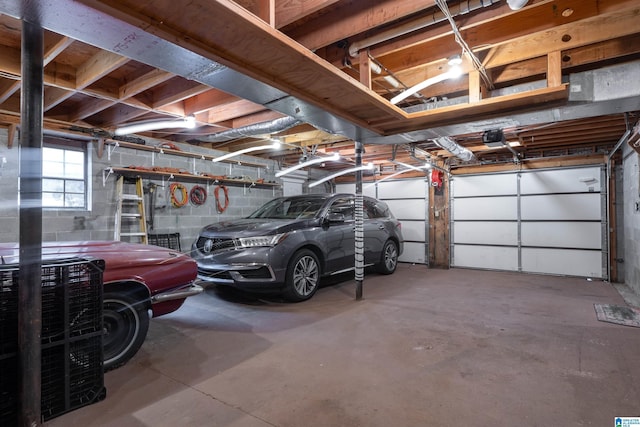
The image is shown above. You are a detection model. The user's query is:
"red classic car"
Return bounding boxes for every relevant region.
[0,240,202,370]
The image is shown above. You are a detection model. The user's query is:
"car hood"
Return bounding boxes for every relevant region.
[0,240,190,270]
[199,218,314,237]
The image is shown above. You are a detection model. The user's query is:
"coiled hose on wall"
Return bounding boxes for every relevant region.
[169,182,188,208]
[214,185,229,213]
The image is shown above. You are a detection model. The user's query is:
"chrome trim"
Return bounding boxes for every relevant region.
[151,283,204,304]
[329,263,375,276]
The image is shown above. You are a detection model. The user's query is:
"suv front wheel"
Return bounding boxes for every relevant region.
[283,249,320,302]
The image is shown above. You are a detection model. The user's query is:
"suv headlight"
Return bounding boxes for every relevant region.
[235,233,288,248]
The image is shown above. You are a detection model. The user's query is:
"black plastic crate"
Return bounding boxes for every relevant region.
[148,232,181,251]
[41,334,106,421]
[0,354,18,424]
[0,257,106,424]
[0,269,19,356]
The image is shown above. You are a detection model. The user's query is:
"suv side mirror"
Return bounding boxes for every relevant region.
[326,212,345,223]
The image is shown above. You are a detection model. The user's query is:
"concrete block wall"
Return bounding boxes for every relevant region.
[0,128,282,251]
[622,143,640,296]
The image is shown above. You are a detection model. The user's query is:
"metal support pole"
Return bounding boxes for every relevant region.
[606,113,631,282]
[354,140,364,300]
[19,14,44,427]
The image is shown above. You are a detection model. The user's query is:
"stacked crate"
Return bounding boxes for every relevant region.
[148,232,182,251]
[0,258,106,423]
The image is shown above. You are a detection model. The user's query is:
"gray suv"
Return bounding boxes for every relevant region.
[191,193,403,301]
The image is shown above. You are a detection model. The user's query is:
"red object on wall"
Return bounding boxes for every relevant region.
[431,169,443,188]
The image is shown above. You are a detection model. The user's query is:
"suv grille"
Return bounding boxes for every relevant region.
[196,237,235,254]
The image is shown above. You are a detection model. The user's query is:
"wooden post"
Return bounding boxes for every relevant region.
[359,50,372,90]
[429,168,450,268]
[469,70,481,103]
[547,50,562,87]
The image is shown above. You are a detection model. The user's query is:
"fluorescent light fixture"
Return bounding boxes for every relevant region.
[308,163,375,188]
[364,164,432,188]
[390,66,463,105]
[114,115,196,136]
[275,153,340,178]
[391,160,426,172]
[211,141,280,163]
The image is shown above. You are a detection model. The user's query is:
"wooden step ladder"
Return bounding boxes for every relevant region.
[114,176,148,244]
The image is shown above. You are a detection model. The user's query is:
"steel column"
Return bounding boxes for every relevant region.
[354,140,364,300]
[18,10,44,427]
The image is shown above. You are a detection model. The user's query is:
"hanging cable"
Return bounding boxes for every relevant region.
[169,182,188,208]
[189,185,207,206]
[146,182,157,230]
[214,185,229,213]
[156,141,181,151]
[434,0,494,90]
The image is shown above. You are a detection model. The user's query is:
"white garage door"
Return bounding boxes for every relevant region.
[339,179,428,264]
[451,166,606,279]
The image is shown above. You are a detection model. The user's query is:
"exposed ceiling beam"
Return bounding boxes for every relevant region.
[75,50,129,89]
[285,0,437,51]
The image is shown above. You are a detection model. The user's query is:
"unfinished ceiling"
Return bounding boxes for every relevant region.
[0,0,639,176]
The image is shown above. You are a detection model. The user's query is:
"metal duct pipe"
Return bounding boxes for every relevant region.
[433,136,476,162]
[200,116,301,143]
[348,0,500,57]
[507,0,529,10]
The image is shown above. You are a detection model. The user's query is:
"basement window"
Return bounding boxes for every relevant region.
[42,141,90,210]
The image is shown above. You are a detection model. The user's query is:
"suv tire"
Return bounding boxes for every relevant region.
[284,249,320,302]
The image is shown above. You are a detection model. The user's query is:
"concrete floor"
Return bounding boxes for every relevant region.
[46,265,640,427]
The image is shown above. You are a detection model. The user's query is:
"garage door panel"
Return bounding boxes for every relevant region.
[521,248,603,278]
[521,193,601,220]
[520,167,602,194]
[453,245,519,271]
[452,174,518,197]
[399,220,425,241]
[374,179,427,264]
[385,199,425,220]
[454,222,517,245]
[377,179,426,199]
[521,222,601,249]
[452,166,605,279]
[453,174,517,197]
[453,197,517,220]
[399,241,425,264]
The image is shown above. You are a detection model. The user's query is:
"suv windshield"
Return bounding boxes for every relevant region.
[248,197,326,219]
